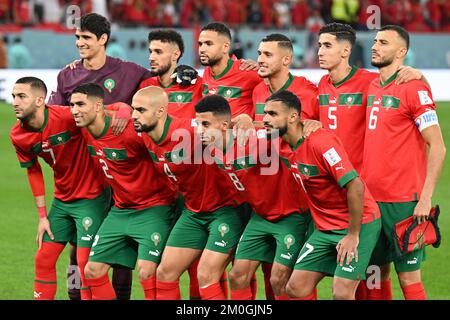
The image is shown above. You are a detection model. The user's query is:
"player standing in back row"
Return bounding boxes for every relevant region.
[363,25,446,300]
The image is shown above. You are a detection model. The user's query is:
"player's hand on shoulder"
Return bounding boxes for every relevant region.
[171,65,198,87]
[301,119,322,137]
[232,114,256,146]
[65,59,81,70]
[396,66,423,85]
[36,217,54,249]
[239,59,259,71]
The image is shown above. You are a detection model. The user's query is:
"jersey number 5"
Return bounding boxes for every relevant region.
[328,107,337,130]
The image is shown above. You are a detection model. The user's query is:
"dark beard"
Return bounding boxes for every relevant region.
[200,55,221,67]
[266,126,286,140]
[371,56,394,68]
[135,122,157,133]
[150,62,172,77]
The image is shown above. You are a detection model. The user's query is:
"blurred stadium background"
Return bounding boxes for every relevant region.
[0,0,449,300]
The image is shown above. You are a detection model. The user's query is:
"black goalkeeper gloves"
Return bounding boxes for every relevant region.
[171,64,198,87]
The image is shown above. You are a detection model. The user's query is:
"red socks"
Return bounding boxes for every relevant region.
[76,247,91,300]
[355,280,368,300]
[402,282,426,300]
[34,242,65,300]
[156,280,181,300]
[84,273,116,300]
[199,282,226,300]
[140,276,156,300]
[367,279,392,300]
[231,286,252,300]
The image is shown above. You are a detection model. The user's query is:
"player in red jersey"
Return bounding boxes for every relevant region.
[49,13,145,300]
[263,90,381,300]
[10,77,111,300]
[194,94,312,300]
[313,23,428,300]
[363,25,446,300]
[138,29,203,120]
[199,22,263,118]
[253,33,319,122]
[70,83,178,300]
[130,88,248,300]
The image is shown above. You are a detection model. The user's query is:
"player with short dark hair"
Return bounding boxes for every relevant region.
[131,88,248,300]
[263,90,382,300]
[139,29,203,120]
[253,33,319,123]
[70,83,178,300]
[196,94,312,300]
[315,22,430,300]
[362,25,446,300]
[10,77,111,300]
[48,12,151,300]
[199,22,262,118]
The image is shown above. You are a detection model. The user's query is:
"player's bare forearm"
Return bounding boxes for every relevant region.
[345,177,364,236]
[419,125,446,203]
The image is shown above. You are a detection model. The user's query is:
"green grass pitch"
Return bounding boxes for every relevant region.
[0,101,448,300]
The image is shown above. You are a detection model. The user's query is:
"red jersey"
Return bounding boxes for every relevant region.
[138,76,204,119]
[289,129,380,231]
[362,73,438,202]
[317,67,378,171]
[213,135,309,221]
[142,116,244,212]
[253,73,319,122]
[202,59,263,118]
[10,105,105,202]
[82,117,177,210]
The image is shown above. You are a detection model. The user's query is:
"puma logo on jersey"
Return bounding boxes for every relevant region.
[34,291,42,299]
[214,240,227,247]
[96,150,103,157]
[149,249,160,257]
[209,88,217,94]
[335,164,345,171]
[81,234,93,241]
[342,265,355,273]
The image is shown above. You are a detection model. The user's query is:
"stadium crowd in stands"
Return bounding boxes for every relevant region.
[1,0,450,33]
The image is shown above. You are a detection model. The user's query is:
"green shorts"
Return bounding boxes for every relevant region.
[43,188,111,248]
[294,218,381,281]
[88,204,175,269]
[235,211,312,268]
[166,205,248,254]
[370,201,426,273]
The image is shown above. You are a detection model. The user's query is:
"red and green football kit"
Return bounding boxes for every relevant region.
[139,76,204,119]
[289,129,380,231]
[83,118,178,266]
[317,66,378,171]
[10,105,105,201]
[252,73,318,122]
[202,59,263,118]
[288,128,381,280]
[83,117,177,209]
[363,72,440,272]
[142,116,248,254]
[212,134,311,268]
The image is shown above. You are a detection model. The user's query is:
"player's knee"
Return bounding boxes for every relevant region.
[228,267,248,289]
[156,264,177,282]
[286,278,310,298]
[138,265,156,281]
[398,270,421,288]
[84,262,102,279]
[332,280,355,300]
[270,274,287,294]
